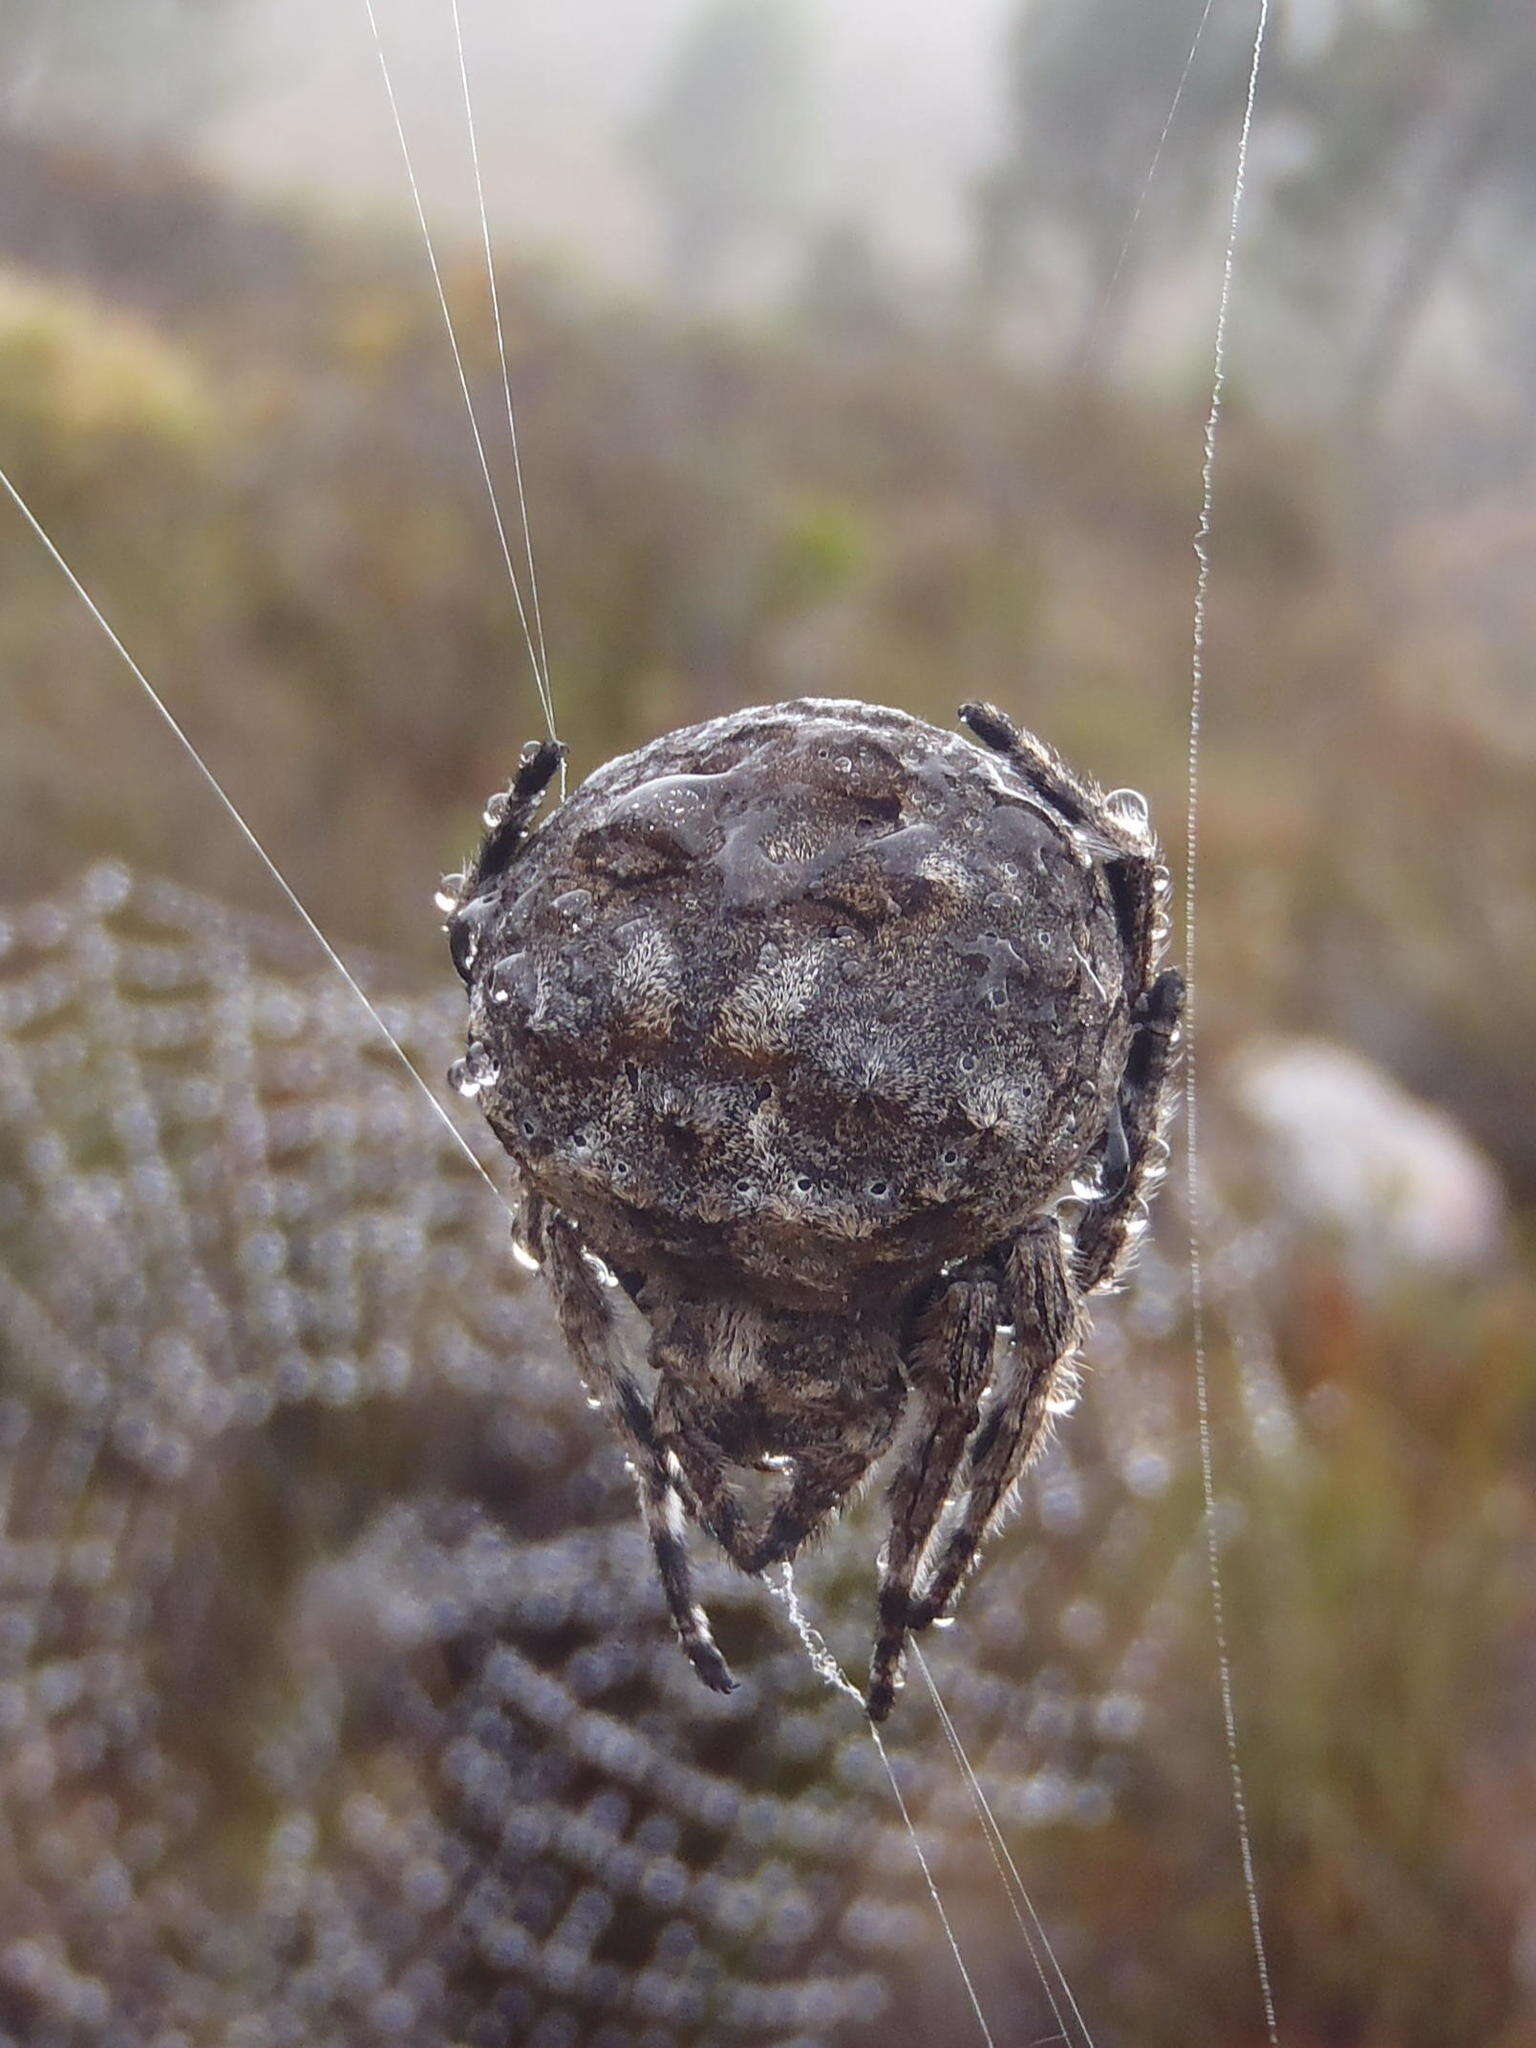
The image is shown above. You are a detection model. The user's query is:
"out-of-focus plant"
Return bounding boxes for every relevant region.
[1,0,249,146]
[974,0,1249,370]
[633,0,818,305]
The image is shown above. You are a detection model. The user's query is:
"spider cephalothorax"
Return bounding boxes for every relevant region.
[444,698,1182,1717]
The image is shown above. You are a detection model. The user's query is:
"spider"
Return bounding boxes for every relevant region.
[444,697,1182,1718]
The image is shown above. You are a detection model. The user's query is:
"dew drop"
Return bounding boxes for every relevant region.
[1105,787,1150,831]
[582,1248,619,1288]
[447,1042,499,1099]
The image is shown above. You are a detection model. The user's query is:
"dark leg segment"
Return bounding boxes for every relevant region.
[907,1220,1083,1632]
[1075,966,1184,1294]
[446,738,566,983]
[867,1274,998,1720]
[744,1442,890,1576]
[538,1210,736,1693]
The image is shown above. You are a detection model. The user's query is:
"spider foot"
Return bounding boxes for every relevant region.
[684,1635,738,1695]
[866,1671,899,1723]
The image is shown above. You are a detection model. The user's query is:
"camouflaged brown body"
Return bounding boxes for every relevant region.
[463,699,1132,1307]
[448,697,1181,1714]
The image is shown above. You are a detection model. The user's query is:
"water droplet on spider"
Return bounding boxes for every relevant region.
[930,1614,956,1630]
[582,1248,619,1288]
[482,792,509,829]
[489,950,538,1010]
[434,873,466,914]
[447,1042,499,1098]
[1105,787,1150,831]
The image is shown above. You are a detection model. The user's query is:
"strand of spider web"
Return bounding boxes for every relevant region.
[911,1644,1094,2048]
[1081,0,1219,371]
[448,0,554,708]
[359,0,562,775]
[1184,1,1280,2041]
[0,459,519,1233]
[769,1568,997,2048]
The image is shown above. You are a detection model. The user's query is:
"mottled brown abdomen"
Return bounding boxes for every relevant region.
[458,699,1131,1305]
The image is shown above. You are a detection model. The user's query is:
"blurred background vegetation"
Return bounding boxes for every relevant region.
[2,2,1535,2044]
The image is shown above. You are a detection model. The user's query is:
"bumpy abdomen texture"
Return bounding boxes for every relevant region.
[467,700,1130,1303]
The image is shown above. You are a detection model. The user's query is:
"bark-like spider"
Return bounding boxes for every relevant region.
[444,698,1182,1718]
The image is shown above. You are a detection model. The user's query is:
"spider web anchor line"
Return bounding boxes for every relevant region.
[359,0,563,783]
[448,0,554,708]
[1081,0,1220,375]
[767,1567,998,2048]
[1184,0,1281,2041]
[0,459,516,1229]
[911,1644,1096,2048]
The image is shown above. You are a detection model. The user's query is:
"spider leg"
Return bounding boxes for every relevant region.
[661,1398,895,1579]
[467,737,565,892]
[866,1273,998,1721]
[1074,966,1184,1294]
[959,700,1105,833]
[445,739,566,983]
[907,1219,1083,1632]
[739,1437,889,1575]
[538,1209,736,1694]
[659,1420,750,1560]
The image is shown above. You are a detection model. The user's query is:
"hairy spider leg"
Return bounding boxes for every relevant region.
[466,738,565,895]
[1076,967,1184,1293]
[659,1392,896,1581]
[649,1300,907,1579]
[959,700,1105,832]
[655,1408,751,1561]
[537,1206,737,1694]
[908,1220,1083,1632]
[867,1273,997,1721]
[744,1438,893,1576]
[445,738,565,986]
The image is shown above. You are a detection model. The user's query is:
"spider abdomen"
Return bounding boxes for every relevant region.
[464,699,1132,1304]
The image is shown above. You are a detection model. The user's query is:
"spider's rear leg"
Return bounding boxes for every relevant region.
[867,1272,998,1721]
[1074,966,1184,1295]
[906,1219,1083,1633]
[539,1210,735,1695]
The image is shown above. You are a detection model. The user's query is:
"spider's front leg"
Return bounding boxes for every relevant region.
[867,1271,999,1721]
[537,1209,736,1694]
[906,1218,1084,1634]
[444,738,565,983]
